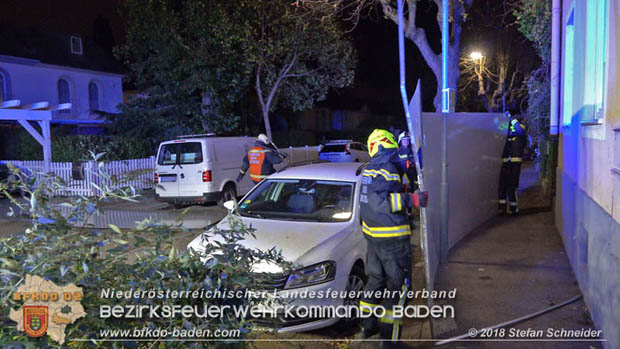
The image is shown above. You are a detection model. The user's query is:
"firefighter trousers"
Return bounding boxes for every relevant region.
[498,162,522,213]
[360,239,412,348]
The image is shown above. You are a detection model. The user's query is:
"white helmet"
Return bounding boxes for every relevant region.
[258,134,270,144]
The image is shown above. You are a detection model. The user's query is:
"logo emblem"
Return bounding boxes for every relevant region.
[23,306,48,337]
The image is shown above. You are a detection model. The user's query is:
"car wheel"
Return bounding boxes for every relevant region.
[218,183,237,207]
[338,264,367,327]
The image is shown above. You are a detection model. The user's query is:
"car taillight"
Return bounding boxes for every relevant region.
[202,170,212,182]
[345,144,351,155]
[154,173,159,184]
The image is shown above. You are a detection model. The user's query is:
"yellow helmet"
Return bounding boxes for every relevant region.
[367,129,397,157]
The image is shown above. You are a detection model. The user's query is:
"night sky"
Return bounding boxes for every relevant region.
[0,0,531,115]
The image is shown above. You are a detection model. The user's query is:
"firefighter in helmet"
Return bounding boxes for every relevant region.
[237,134,285,185]
[396,131,419,191]
[359,129,428,347]
[498,113,526,215]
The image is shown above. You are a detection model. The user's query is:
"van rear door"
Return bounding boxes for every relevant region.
[156,142,180,197]
[177,141,207,197]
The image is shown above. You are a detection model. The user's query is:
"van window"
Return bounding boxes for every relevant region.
[158,144,178,165]
[180,142,203,164]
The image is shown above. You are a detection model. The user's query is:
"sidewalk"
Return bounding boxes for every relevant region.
[434,162,602,348]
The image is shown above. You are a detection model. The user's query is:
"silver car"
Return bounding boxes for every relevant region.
[187,162,367,332]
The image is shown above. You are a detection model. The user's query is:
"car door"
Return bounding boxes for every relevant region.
[156,143,180,197]
[177,141,206,197]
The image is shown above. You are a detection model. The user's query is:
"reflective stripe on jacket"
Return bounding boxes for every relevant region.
[502,119,526,162]
[240,141,283,182]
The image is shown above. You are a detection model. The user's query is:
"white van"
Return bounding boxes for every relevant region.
[154,135,256,206]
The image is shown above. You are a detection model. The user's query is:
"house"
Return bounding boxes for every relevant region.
[553,0,619,344]
[0,25,123,132]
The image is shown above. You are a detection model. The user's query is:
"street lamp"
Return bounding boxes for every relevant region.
[470,51,483,60]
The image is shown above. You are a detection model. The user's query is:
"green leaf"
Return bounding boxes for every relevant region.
[109,224,122,234]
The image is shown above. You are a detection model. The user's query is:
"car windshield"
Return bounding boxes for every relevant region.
[239,179,355,222]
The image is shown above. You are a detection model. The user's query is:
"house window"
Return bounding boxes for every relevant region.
[58,79,71,114]
[562,7,575,125]
[70,36,83,55]
[89,82,99,111]
[583,0,607,121]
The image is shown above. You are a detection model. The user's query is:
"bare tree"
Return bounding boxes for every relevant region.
[459,48,526,112]
[296,0,473,112]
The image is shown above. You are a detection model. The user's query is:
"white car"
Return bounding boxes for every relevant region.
[318,140,370,163]
[187,162,367,332]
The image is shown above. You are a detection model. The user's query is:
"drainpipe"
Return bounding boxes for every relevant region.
[550,0,561,135]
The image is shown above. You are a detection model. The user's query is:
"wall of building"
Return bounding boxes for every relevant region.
[0,56,122,120]
[556,0,620,345]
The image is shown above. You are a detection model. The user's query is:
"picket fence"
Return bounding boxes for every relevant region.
[1,157,156,197]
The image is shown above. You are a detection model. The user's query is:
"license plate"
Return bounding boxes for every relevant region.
[160,175,177,182]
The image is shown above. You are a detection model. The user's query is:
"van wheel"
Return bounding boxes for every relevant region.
[218,184,237,207]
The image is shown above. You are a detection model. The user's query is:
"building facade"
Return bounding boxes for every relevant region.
[555,0,620,345]
[0,25,123,122]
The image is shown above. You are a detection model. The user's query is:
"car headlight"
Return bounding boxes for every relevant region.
[284,261,336,289]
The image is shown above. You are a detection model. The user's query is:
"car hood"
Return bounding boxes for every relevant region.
[188,216,352,272]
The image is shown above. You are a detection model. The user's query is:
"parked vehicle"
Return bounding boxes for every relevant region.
[154,134,256,206]
[187,162,368,332]
[318,140,370,163]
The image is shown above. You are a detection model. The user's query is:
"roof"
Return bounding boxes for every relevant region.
[271,162,363,182]
[160,136,254,145]
[0,24,124,74]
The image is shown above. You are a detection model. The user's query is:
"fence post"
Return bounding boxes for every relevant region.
[87,160,96,196]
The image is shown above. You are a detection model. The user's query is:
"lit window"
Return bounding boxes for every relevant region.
[58,79,71,114]
[562,7,575,125]
[584,0,607,121]
[89,82,99,111]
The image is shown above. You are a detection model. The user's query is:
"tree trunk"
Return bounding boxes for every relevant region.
[262,109,273,140]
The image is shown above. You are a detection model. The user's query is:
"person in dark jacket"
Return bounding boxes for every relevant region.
[498,114,527,215]
[359,129,427,348]
[396,131,419,191]
[237,134,284,185]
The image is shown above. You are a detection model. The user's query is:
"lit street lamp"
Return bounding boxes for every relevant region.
[470,51,483,60]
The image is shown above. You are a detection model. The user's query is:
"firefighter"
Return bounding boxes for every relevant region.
[498,113,527,215]
[396,131,418,191]
[359,129,428,347]
[237,134,285,185]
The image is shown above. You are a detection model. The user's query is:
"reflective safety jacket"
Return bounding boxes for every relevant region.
[240,141,283,182]
[502,119,527,163]
[360,148,413,243]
